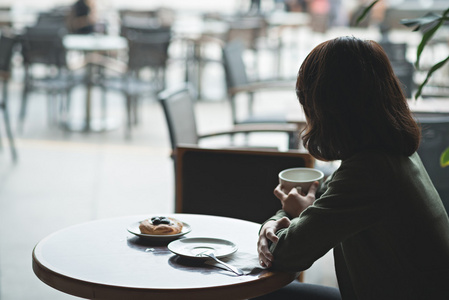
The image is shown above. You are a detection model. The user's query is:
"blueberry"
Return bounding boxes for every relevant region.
[160,218,170,225]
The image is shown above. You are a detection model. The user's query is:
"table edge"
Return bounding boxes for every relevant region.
[32,215,298,299]
[33,246,297,299]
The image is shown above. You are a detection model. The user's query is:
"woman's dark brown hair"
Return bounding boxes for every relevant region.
[296,36,421,161]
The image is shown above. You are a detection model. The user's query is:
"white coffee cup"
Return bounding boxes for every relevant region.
[278,168,324,194]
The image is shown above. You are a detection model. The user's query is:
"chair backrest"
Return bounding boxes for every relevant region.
[127,31,171,71]
[158,85,200,151]
[0,33,16,76]
[225,16,266,51]
[175,145,314,223]
[119,8,175,29]
[415,114,449,213]
[20,25,67,67]
[120,22,171,38]
[36,10,69,28]
[222,40,249,90]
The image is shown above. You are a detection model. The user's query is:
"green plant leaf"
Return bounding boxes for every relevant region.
[355,0,379,25]
[415,8,449,68]
[440,147,449,168]
[415,22,442,67]
[400,13,441,32]
[414,55,449,99]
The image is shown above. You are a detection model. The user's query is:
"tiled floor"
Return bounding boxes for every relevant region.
[0,12,427,297]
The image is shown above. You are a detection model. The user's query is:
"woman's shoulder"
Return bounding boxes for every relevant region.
[344,150,408,167]
[336,150,409,182]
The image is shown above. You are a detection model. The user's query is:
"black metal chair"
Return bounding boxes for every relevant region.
[415,114,449,215]
[225,15,267,54]
[175,145,314,224]
[0,31,18,161]
[119,8,175,31]
[187,13,278,100]
[120,21,172,38]
[18,25,80,130]
[36,9,70,29]
[158,84,300,157]
[222,40,295,126]
[126,30,171,91]
[101,30,172,137]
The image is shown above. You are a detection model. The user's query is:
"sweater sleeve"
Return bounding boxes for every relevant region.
[269,152,390,272]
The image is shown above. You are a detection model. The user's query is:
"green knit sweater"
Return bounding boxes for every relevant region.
[268,151,449,299]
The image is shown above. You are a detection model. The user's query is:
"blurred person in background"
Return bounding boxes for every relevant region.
[67,0,97,34]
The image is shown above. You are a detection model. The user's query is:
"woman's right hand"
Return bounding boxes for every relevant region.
[257,217,291,268]
[274,181,319,218]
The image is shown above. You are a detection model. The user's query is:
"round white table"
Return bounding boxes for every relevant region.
[33,214,298,299]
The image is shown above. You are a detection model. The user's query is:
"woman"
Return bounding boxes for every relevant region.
[256,36,449,299]
[67,0,97,34]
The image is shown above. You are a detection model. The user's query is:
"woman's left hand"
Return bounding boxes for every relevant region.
[274,181,319,218]
[258,217,291,268]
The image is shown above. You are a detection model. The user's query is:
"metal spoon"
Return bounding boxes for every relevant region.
[198,250,244,276]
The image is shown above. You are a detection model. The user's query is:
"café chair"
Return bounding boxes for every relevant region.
[224,15,268,59]
[100,30,172,137]
[415,113,449,215]
[188,13,280,100]
[119,7,175,31]
[222,40,295,126]
[174,145,314,224]
[158,84,300,156]
[202,13,270,59]
[122,29,172,92]
[18,25,81,130]
[35,9,69,29]
[120,21,172,38]
[0,31,18,161]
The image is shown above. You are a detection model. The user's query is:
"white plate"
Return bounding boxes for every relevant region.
[127,220,192,241]
[167,237,238,259]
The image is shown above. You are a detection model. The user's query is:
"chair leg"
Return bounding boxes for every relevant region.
[2,81,17,162]
[47,93,57,125]
[61,87,72,127]
[3,107,18,162]
[0,124,3,150]
[125,94,132,138]
[161,68,166,91]
[18,86,29,132]
[101,83,107,121]
[132,95,139,125]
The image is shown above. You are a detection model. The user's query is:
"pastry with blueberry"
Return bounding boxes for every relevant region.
[139,216,183,235]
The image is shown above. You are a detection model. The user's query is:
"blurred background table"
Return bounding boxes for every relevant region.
[63,34,128,132]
